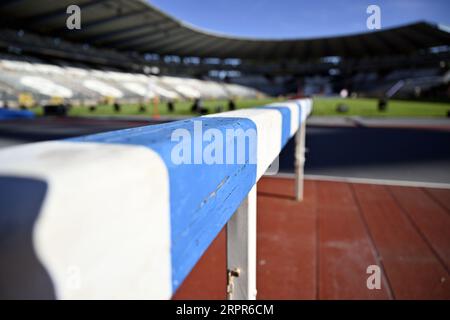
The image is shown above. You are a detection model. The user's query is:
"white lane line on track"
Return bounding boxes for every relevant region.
[267,172,450,189]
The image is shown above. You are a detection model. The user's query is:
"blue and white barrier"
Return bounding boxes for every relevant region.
[0,108,35,120]
[0,99,312,299]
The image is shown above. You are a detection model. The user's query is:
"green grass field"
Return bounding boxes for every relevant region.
[312,97,450,117]
[33,98,279,117]
[32,97,450,118]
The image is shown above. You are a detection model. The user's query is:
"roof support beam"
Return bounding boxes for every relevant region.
[299,41,312,61]
[143,32,206,54]
[108,28,176,49]
[135,29,193,50]
[218,39,251,59]
[359,35,376,57]
[342,36,365,58]
[399,26,438,49]
[157,35,212,56]
[181,37,235,58]
[327,37,347,58]
[372,32,405,55]
[255,40,281,61]
[114,26,187,49]
[266,42,283,61]
[101,25,174,48]
[392,30,422,53]
[85,19,171,44]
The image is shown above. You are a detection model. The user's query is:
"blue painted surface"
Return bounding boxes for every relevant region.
[70,117,258,291]
[0,109,35,120]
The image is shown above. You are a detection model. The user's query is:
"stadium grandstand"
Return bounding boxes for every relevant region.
[0,0,449,109]
[0,57,261,108]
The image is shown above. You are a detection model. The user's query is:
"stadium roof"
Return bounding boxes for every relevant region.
[1,0,450,60]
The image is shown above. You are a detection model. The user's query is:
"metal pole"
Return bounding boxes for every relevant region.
[226,185,257,300]
[295,122,306,201]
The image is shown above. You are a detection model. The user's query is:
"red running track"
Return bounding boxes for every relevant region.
[173,177,450,300]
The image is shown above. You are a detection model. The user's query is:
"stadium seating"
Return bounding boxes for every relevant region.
[0,57,262,108]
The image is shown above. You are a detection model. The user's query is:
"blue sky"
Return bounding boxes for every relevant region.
[149,0,450,39]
